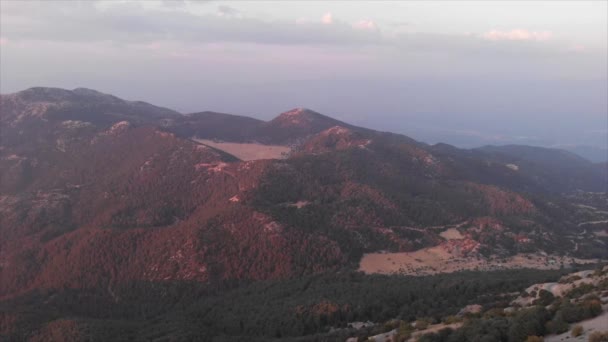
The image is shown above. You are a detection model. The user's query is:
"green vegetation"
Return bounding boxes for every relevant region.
[0,268,578,341]
[417,270,606,342]
[419,297,603,342]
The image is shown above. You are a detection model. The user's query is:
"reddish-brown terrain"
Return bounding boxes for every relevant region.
[1,87,607,340]
[2,87,607,297]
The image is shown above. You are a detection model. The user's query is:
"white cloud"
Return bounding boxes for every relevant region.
[482,29,552,41]
[217,5,240,18]
[0,3,380,46]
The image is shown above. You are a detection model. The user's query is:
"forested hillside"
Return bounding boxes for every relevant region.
[1,87,606,341]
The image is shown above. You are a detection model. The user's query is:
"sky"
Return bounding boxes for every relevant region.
[1,0,607,152]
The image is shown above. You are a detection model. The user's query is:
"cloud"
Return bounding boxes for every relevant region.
[160,0,188,8]
[217,5,240,17]
[0,2,380,46]
[353,20,376,31]
[0,37,8,45]
[482,29,552,41]
[0,0,594,63]
[568,44,586,52]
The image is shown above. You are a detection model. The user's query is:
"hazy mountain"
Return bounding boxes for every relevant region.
[168,107,367,145]
[472,145,606,193]
[1,87,180,130]
[561,145,608,163]
[169,111,264,142]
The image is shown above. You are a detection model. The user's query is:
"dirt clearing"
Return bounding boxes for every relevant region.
[193,139,290,161]
[359,249,599,276]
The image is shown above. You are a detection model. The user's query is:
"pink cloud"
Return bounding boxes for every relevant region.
[142,42,162,50]
[0,37,8,45]
[169,51,191,58]
[568,44,586,52]
[482,29,552,41]
[353,20,376,30]
[322,12,333,25]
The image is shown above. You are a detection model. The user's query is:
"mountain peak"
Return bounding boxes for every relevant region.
[72,87,111,97]
[1,86,181,128]
[6,87,119,104]
[273,108,322,125]
[281,107,315,116]
[14,87,75,101]
[270,108,341,128]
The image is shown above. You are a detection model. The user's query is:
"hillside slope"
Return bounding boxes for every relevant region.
[1,87,606,303]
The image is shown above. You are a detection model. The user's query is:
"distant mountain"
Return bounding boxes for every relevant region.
[1,87,180,129]
[169,111,263,142]
[1,86,606,305]
[561,145,608,163]
[476,144,591,165]
[166,107,368,145]
[255,108,362,144]
[470,144,606,193]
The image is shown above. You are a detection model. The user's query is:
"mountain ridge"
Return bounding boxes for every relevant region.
[1,86,607,340]
[1,86,606,302]
[2,87,602,163]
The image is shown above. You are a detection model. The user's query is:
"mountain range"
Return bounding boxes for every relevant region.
[1,87,606,340]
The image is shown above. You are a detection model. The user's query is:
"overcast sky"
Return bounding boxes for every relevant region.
[1,1,606,149]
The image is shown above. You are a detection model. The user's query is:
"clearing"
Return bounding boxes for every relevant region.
[193,139,290,161]
[439,228,464,240]
[359,248,599,276]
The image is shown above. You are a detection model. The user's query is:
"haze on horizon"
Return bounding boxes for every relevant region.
[1,0,606,156]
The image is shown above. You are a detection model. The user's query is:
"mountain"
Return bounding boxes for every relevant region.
[255,108,363,144]
[169,111,264,142]
[297,126,374,154]
[1,87,180,130]
[472,145,606,193]
[561,145,608,163]
[1,87,607,340]
[160,107,370,145]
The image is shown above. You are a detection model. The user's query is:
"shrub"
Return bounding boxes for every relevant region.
[525,336,543,342]
[414,318,431,330]
[382,320,399,332]
[589,331,608,342]
[559,275,581,284]
[442,315,461,324]
[566,283,595,298]
[558,298,603,323]
[394,321,414,342]
[571,324,583,337]
[414,319,429,330]
[545,314,569,334]
[508,307,550,342]
[534,289,555,306]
